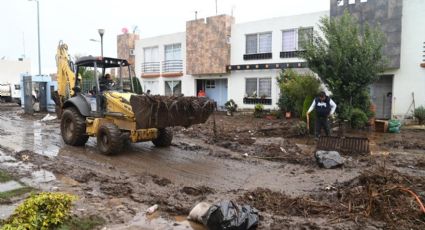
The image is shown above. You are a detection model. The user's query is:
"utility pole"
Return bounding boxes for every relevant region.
[215,0,218,15]
[28,0,41,75]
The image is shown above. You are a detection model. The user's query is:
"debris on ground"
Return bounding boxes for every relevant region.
[202,200,259,230]
[188,202,211,223]
[314,150,345,168]
[40,113,57,122]
[146,204,159,215]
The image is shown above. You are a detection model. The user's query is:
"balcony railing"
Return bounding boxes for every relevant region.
[141,62,160,73]
[162,60,183,73]
[280,50,306,58]
[243,52,272,60]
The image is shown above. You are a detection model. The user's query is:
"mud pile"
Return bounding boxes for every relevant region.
[241,167,425,229]
[130,95,215,129]
[336,167,425,229]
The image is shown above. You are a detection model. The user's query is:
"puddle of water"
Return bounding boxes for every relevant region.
[174,215,206,230]
[0,180,23,193]
[21,169,56,189]
[107,212,206,230]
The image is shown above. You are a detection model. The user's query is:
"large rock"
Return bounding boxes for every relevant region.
[315,150,345,169]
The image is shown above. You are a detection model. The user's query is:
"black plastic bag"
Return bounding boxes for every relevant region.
[202,200,259,230]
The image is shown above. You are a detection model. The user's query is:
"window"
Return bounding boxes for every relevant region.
[14,84,21,90]
[165,80,181,96]
[245,78,271,98]
[337,0,344,6]
[143,47,159,62]
[282,27,313,52]
[282,29,297,52]
[298,27,313,50]
[246,34,258,54]
[349,0,355,4]
[245,32,272,54]
[164,43,181,61]
[206,80,215,89]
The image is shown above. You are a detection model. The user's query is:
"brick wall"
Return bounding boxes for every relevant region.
[117,33,139,77]
[186,15,234,75]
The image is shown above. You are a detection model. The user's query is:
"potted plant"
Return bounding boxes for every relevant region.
[224,99,238,116]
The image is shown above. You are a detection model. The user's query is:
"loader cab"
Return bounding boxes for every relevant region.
[73,56,136,115]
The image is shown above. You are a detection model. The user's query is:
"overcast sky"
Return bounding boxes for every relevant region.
[0,0,329,74]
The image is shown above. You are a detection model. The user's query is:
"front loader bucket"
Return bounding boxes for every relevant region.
[316,136,370,154]
[130,95,216,129]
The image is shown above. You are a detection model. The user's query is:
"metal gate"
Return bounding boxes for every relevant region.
[23,75,33,114]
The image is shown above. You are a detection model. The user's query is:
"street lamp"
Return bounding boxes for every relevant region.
[98,29,105,57]
[28,0,41,75]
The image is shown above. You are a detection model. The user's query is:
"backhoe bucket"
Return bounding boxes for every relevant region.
[316,136,370,154]
[130,95,215,129]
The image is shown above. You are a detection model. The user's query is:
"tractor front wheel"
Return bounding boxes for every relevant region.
[61,107,89,146]
[97,123,123,155]
[152,128,173,147]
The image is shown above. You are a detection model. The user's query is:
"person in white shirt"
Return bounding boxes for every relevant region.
[307,91,337,138]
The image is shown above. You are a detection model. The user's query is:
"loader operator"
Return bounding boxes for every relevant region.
[99,74,114,91]
[307,91,337,138]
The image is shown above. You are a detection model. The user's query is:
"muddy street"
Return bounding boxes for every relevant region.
[0,104,424,229]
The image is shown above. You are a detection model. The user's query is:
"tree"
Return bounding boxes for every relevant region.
[302,10,386,120]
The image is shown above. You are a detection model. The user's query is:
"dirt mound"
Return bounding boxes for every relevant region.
[152,176,172,186]
[252,142,313,165]
[99,181,133,197]
[181,186,215,196]
[240,167,425,229]
[239,188,334,217]
[336,167,425,229]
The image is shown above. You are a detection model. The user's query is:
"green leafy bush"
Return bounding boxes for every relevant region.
[2,192,77,230]
[350,108,368,129]
[254,104,264,118]
[414,106,425,125]
[290,121,309,136]
[224,99,238,116]
[277,69,322,116]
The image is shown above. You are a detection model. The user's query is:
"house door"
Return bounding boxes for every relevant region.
[197,79,228,108]
[370,75,393,119]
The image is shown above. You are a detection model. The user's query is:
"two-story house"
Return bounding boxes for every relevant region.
[134,12,326,109]
[130,0,425,118]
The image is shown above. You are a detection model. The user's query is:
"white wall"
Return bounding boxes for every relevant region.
[134,32,196,96]
[0,59,31,84]
[387,0,425,118]
[230,11,328,65]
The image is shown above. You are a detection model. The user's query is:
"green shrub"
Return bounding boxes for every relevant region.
[254,104,264,118]
[290,121,309,136]
[414,106,425,125]
[301,96,315,133]
[224,99,238,116]
[277,69,322,116]
[350,108,368,129]
[2,192,77,230]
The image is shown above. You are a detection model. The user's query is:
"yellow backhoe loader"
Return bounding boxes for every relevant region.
[53,41,214,154]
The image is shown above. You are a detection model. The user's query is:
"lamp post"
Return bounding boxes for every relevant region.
[28,0,41,75]
[98,29,105,57]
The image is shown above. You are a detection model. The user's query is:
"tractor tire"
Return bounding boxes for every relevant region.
[97,123,123,155]
[61,107,89,146]
[152,128,173,147]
